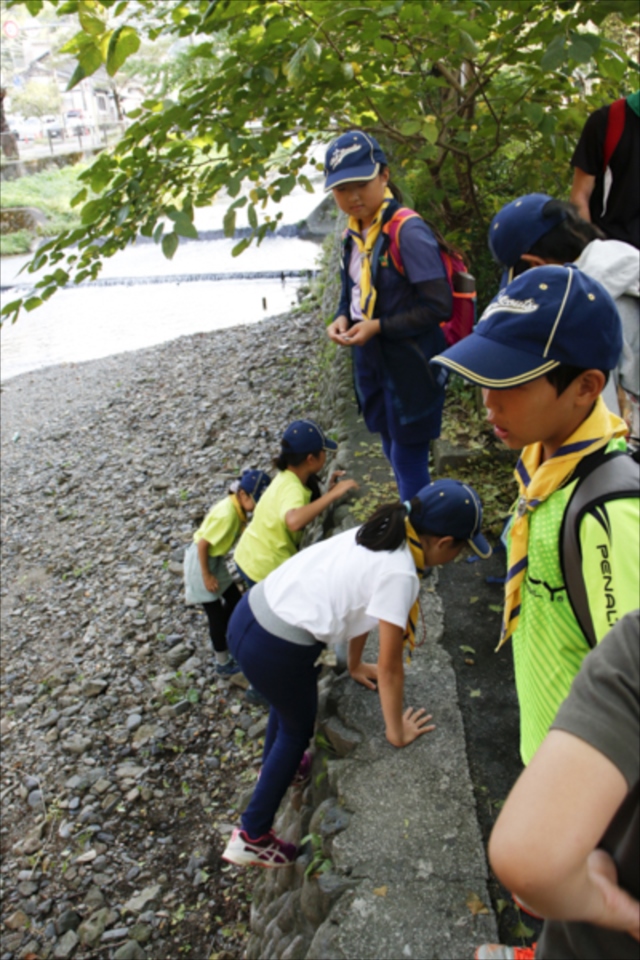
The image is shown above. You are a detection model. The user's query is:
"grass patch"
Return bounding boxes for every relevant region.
[0,163,87,256]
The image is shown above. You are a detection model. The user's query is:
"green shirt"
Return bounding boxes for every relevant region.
[194,494,243,557]
[233,470,312,582]
[509,439,640,765]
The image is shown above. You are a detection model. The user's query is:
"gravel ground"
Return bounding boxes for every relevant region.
[0,312,332,960]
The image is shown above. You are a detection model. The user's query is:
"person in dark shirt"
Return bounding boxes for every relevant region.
[570,92,640,249]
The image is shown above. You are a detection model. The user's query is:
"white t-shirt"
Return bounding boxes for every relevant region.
[262,527,419,646]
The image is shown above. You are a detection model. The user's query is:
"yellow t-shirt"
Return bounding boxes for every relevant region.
[194,495,243,557]
[233,470,312,582]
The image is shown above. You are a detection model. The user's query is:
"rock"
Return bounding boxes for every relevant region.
[322,715,361,756]
[166,643,190,669]
[113,941,147,960]
[123,884,162,915]
[129,923,152,944]
[5,908,29,930]
[126,713,142,731]
[82,679,109,697]
[53,929,79,959]
[56,909,82,934]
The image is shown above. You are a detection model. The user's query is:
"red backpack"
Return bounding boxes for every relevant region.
[382,207,476,345]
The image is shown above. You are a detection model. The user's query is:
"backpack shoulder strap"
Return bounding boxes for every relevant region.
[560,448,640,648]
[603,97,627,172]
[381,207,421,275]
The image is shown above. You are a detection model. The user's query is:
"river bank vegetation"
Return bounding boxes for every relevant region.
[2,0,638,322]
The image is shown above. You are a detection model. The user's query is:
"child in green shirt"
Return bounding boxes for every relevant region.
[184,469,270,675]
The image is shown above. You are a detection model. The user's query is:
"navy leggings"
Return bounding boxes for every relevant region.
[380,433,431,501]
[227,594,323,838]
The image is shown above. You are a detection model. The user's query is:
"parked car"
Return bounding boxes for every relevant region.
[42,115,65,139]
[11,116,43,142]
[65,109,91,135]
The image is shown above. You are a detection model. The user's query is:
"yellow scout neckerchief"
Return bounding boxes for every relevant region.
[498,396,627,649]
[230,493,248,533]
[404,518,426,661]
[347,187,394,320]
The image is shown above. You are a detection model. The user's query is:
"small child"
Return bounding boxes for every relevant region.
[184,469,270,675]
[222,479,491,869]
[233,419,358,586]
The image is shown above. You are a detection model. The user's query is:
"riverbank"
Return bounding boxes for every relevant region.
[0,310,335,960]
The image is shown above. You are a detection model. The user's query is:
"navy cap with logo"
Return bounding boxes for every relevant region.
[410,479,491,559]
[281,419,338,454]
[489,193,568,270]
[430,264,623,389]
[239,470,271,502]
[324,131,388,192]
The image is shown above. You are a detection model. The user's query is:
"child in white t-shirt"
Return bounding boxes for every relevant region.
[222,479,491,869]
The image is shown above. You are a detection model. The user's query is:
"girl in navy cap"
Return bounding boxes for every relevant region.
[324,130,457,501]
[233,419,358,587]
[222,479,491,869]
[184,469,270,676]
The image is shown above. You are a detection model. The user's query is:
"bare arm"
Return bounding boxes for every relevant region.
[489,729,639,939]
[197,538,219,594]
[347,633,378,690]
[285,479,358,532]
[377,620,434,747]
[570,167,596,223]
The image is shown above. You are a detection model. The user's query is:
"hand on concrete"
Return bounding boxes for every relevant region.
[349,660,378,691]
[329,470,346,488]
[398,707,435,746]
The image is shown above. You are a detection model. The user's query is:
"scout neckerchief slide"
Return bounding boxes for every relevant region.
[346,187,394,320]
[498,396,627,649]
[404,516,426,661]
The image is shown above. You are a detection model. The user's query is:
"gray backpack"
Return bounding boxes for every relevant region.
[560,447,640,648]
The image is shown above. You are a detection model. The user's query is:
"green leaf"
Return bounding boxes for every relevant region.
[0,299,23,321]
[25,0,44,14]
[24,297,43,312]
[458,29,478,58]
[460,645,476,654]
[106,25,141,76]
[247,204,258,229]
[78,43,103,78]
[162,232,179,260]
[70,188,88,209]
[78,3,106,36]
[511,919,535,938]
[540,35,566,72]
[168,210,198,239]
[231,237,251,257]
[298,174,314,193]
[80,200,105,225]
[66,63,87,91]
[400,119,422,136]
[223,207,236,238]
[489,604,502,614]
[568,39,595,64]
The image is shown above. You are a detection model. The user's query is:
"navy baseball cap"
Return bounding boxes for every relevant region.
[430,264,622,389]
[489,193,568,269]
[281,419,338,454]
[324,131,388,191]
[239,469,271,502]
[411,480,491,559]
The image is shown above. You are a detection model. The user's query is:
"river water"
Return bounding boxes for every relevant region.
[1,172,326,382]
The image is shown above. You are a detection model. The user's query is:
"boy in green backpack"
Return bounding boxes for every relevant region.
[431,264,639,767]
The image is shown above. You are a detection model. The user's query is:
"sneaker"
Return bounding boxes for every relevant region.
[245,686,270,708]
[475,945,537,960]
[215,657,242,677]
[291,749,312,786]
[222,827,297,869]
